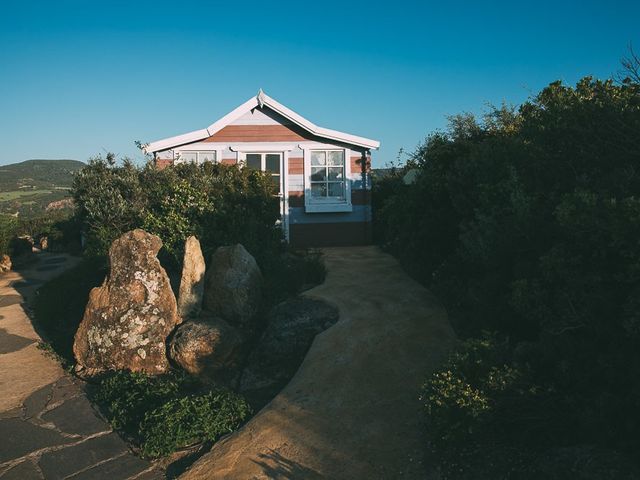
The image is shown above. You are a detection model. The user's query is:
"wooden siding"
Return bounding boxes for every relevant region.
[155,159,173,170]
[289,222,372,248]
[350,155,371,174]
[204,124,312,143]
[288,157,304,174]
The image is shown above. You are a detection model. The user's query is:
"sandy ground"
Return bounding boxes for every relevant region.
[182,246,456,480]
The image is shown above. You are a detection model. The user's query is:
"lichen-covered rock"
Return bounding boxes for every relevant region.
[169,314,243,377]
[73,229,181,375]
[203,244,263,326]
[0,254,11,273]
[240,297,339,407]
[177,236,206,319]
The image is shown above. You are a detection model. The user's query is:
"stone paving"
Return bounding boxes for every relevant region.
[0,254,162,479]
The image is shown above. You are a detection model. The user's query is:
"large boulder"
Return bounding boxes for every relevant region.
[203,244,263,326]
[240,297,339,407]
[177,236,206,319]
[73,229,181,375]
[169,314,243,378]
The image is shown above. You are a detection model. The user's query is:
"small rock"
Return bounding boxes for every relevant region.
[0,254,11,273]
[73,229,181,375]
[177,236,206,319]
[203,244,263,326]
[169,315,243,377]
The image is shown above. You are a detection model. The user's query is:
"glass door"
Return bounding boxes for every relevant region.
[245,153,282,195]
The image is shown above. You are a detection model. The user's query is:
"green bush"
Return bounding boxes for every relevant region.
[90,370,250,458]
[0,215,19,256]
[91,370,194,433]
[139,389,251,458]
[375,77,640,476]
[72,155,282,266]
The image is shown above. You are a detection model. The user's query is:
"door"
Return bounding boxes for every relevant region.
[245,153,282,194]
[244,153,286,234]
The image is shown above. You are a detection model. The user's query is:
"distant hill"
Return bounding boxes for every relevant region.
[0,159,85,191]
[0,159,85,217]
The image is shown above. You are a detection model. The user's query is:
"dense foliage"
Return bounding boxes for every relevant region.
[91,370,250,458]
[72,155,282,266]
[0,215,18,256]
[0,210,79,257]
[374,77,640,478]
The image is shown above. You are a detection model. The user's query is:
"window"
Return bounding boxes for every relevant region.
[175,151,217,164]
[304,148,352,212]
[245,153,282,191]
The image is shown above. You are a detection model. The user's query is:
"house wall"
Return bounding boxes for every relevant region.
[154,108,372,248]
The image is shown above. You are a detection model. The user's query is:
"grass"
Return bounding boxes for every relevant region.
[0,189,53,201]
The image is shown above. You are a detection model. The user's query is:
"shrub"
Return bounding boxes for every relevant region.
[90,370,250,458]
[375,77,640,476]
[139,389,251,458]
[90,370,194,434]
[72,156,282,266]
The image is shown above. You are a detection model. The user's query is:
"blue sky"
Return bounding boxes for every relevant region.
[1,0,638,167]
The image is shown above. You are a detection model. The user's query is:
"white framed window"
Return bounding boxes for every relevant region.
[244,152,282,193]
[175,150,217,164]
[303,148,352,213]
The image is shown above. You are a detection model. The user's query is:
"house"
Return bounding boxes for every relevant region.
[144,90,380,248]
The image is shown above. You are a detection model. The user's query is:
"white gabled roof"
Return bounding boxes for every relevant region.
[145,89,380,153]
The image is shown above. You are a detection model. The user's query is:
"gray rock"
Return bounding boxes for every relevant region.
[169,315,243,377]
[73,229,181,375]
[203,244,262,326]
[41,396,109,437]
[0,418,74,463]
[240,297,339,406]
[37,433,131,479]
[177,236,206,319]
[0,460,41,480]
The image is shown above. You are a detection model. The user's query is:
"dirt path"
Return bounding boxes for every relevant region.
[0,254,160,479]
[182,246,456,480]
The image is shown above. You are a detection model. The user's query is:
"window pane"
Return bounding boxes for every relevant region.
[246,153,261,170]
[310,183,327,198]
[266,154,280,173]
[311,166,326,181]
[327,151,344,166]
[179,152,197,163]
[328,166,343,180]
[271,174,280,189]
[311,151,326,166]
[328,182,345,198]
[198,151,216,163]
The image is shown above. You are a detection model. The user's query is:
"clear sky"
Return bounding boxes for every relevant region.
[1,0,638,167]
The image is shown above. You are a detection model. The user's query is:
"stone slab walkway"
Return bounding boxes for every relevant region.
[0,254,161,480]
[182,246,456,479]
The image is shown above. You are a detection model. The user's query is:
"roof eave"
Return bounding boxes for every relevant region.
[145,91,380,153]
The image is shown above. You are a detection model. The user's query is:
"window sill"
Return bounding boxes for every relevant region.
[304,203,353,213]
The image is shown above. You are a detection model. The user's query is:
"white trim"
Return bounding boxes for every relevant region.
[145,90,380,153]
[174,149,221,165]
[229,144,295,152]
[146,128,209,153]
[302,147,353,213]
[283,151,290,241]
